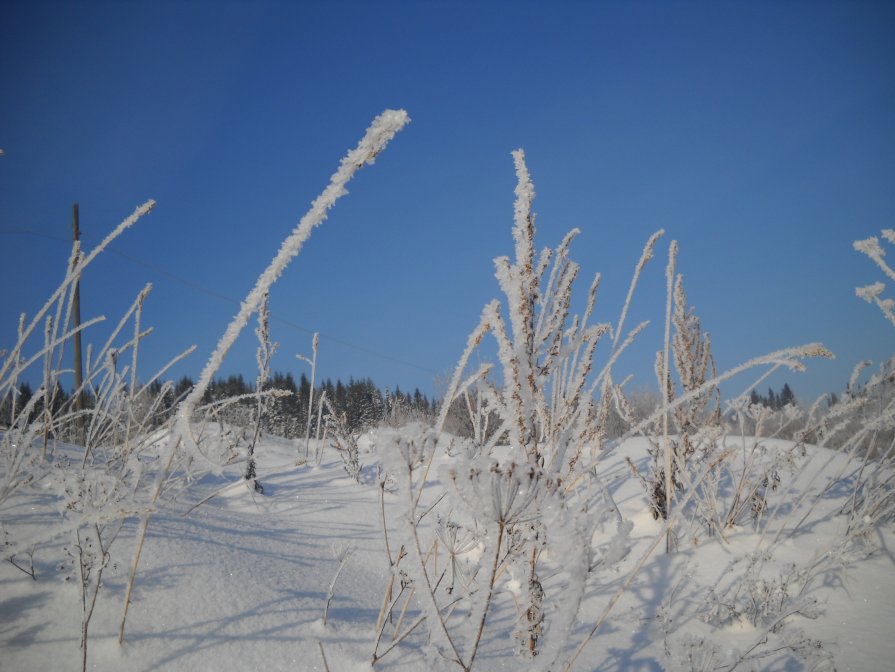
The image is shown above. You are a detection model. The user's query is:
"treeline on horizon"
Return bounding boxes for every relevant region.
[2,371,875,451]
[6,373,815,436]
[5,371,437,439]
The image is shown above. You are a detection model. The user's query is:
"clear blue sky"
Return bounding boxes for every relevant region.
[2,0,894,404]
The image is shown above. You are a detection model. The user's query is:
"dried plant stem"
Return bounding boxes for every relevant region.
[379,483,395,565]
[323,547,352,626]
[0,201,155,386]
[373,613,427,665]
[7,553,37,580]
[373,581,407,655]
[466,521,505,671]
[80,523,115,672]
[317,641,331,672]
[298,332,319,460]
[405,475,463,665]
[118,435,180,644]
[662,242,678,553]
[117,111,409,643]
[373,574,397,640]
[392,587,415,641]
[585,343,832,476]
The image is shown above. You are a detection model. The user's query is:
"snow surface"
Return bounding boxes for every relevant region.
[2,433,894,671]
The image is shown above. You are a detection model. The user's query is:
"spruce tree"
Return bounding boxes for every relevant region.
[780,383,796,407]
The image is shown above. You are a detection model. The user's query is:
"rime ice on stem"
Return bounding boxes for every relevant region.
[855,231,895,328]
[175,109,410,472]
[118,109,410,644]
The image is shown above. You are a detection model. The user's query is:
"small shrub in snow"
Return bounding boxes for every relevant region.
[322,395,363,481]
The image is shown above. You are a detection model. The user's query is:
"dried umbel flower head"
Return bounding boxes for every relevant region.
[448,460,560,526]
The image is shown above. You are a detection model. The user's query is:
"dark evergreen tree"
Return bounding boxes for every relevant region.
[297,372,312,432]
[334,379,347,413]
[780,383,796,407]
[174,376,194,399]
[1,382,34,426]
[18,382,34,410]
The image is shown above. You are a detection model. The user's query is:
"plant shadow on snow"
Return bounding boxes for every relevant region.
[124,556,208,595]
[586,551,693,671]
[0,591,54,649]
[127,589,331,671]
[147,513,320,570]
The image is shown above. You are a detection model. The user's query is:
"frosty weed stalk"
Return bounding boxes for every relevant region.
[118,108,410,643]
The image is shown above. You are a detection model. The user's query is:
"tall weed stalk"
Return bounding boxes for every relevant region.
[118,109,409,642]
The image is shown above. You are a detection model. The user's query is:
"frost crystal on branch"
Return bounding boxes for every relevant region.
[857,281,885,303]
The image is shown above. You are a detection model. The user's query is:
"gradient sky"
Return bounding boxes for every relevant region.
[2,0,894,404]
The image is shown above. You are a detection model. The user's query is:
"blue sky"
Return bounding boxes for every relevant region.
[2,0,894,404]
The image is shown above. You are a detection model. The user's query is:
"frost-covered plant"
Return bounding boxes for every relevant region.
[245,292,277,493]
[376,422,603,671]
[624,261,823,552]
[0,203,155,508]
[855,229,895,328]
[372,152,655,669]
[322,395,362,481]
[297,332,319,460]
[374,151,834,670]
[435,150,629,661]
[702,551,823,629]
[696,550,838,671]
[753,233,895,561]
[322,542,353,626]
[118,109,410,642]
[663,633,721,672]
[647,231,895,669]
[0,211,213,671]
[816,232,895,545]
[628,272,722,534]
[436,150,640,475]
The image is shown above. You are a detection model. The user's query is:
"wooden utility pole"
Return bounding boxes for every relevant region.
[72,204,85,444]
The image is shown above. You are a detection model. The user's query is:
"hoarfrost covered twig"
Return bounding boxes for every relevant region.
[298,332,319,460]
[174,108,409,472]
[0,201,156,386]
[117,109,409,644]
[323,544,353,626]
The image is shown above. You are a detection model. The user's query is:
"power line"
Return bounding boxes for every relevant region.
[0,226,440,376]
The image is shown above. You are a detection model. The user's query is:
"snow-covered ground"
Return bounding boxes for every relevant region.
[2,432,893,671]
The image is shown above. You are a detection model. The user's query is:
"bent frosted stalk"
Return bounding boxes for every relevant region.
[118,109,410,644]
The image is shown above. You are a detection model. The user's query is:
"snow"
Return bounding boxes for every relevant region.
[2,433,894,671]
